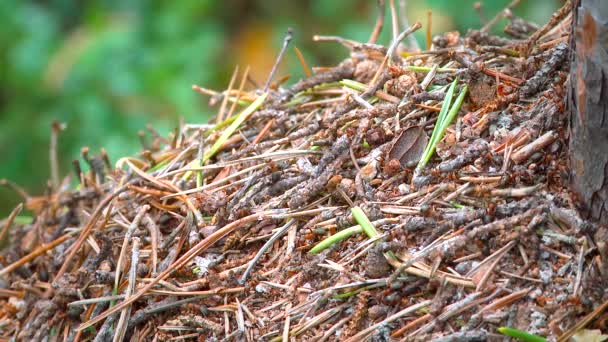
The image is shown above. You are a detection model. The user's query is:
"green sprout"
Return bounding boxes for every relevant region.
[182,92,268,181]
[309,225,362,254]
[309,206,378,254]
[351,206,379,238]
[416,79,468,172]
[497,327,547,342]
[407,65,458,73]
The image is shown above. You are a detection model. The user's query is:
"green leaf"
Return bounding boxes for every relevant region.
[351,206,378,238]
[497,327,547,342]
[309,225,362,254]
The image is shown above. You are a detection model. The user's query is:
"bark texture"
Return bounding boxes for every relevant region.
[569,0,608,224]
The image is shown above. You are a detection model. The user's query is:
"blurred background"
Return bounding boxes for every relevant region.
[0,0,560,216]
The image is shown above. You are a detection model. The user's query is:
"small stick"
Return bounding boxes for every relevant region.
[573,246,585,296]
[55,182,131,281]
[499,270,543,283]
[252,119,275,144]
[143,214,160,276]
[482,68,524,85]
[391,313,432,337]
[491,184,542,198]
[511,131,558,164]
[398,0,420,50]
[478,287,533,314]
[113,237,140,342]
[226,66,251,120]
[50,121,65,189]
[0,203,23,244]
[77,210,274,331]
[518,0,572,55]
[481,0,521,33]
[345,300,432,342]
[318,316,350,342]
[217,65,239,123]
[223,296,230,337]
[0,232,74,277]
[426,10,432,50]
[444,182,471,202]
[389,0,399,43]
[419,64,438,90]
[396,184,439,204]
[0,288,24,297]
[459,176,502,183]
[282,303,292,342]
[387,21,422,63]
[474,2,487,25]
[264,28,293,92]
[0,179,30,200]
[69,295,127,307]
[235,298,245,334]
[475,241,515,291]
[344,87,374,110]
[467,239,523,277]
[114,205,149,291]
[558,298,608,342]
[293,46,311,77]
[368,0,386,44]
[240,219,296,283]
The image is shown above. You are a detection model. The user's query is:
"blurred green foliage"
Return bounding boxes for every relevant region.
[0,0,559,216]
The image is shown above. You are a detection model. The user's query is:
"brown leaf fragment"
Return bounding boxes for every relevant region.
[388,125,428,168]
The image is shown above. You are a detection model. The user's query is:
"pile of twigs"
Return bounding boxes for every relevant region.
[1,1,606,341]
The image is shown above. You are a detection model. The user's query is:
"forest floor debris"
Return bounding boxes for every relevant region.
[1,1,607,341]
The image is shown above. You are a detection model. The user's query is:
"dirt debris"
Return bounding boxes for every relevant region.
[0,2,606,341]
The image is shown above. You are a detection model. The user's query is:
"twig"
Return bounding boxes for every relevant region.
[115,205,149,291]
[264,28,293,92]
[240,219,296,283]
[345,300,432,342]
[368,0,386,44]
[0,232,75,277]
[50,121,66,189]
[511,131,558,164]
[558,298,608,342]
[0,203,23,245]
[112,237,140,342]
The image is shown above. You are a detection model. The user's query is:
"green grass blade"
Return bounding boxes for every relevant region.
[408,66,458,73]
[435,84,468,145]
[333,284,379,299]
[147,159,170,173]
[182,92,267,181]
[497,327,547,342]
[339,79,380,102]
[339,79,367,92]
[417,79,458,170]
[309,225,362,254]
[14,216,33,225]
[429,78,457,140]
[351,206,379,238]
[181,159,200,182]
[204,92,267,162]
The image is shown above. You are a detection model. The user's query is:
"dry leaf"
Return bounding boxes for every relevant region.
[388,125,428,168]
[572,329,608,342]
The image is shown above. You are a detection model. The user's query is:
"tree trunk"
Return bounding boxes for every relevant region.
[569,0,608,224]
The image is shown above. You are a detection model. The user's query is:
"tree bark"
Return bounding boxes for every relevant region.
[569,0,608,224]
